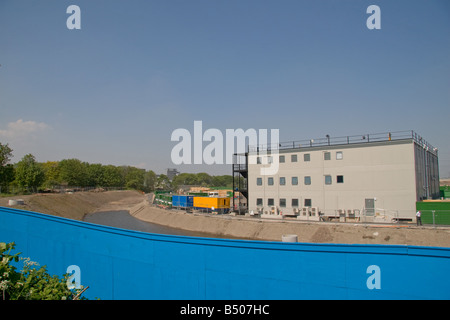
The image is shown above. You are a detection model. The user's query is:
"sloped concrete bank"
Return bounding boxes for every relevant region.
[3,191,449,246]
[131,200,450,246]
[1,190,146,221]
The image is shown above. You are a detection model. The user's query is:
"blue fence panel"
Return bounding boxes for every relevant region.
[0,206,449,300]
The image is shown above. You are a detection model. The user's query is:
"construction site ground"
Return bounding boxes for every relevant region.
[1,190,449,247]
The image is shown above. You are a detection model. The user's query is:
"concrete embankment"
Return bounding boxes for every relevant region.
[131,200,450,246]
[2,191,449,246]
[0,190,146,221]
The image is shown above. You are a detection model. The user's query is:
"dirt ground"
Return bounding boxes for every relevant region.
[1,191,449,247]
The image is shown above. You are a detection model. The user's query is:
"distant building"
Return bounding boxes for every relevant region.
[233,131,439,220]
[167,168,180,181]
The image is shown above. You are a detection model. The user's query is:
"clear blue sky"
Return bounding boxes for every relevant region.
[1,0,449,176]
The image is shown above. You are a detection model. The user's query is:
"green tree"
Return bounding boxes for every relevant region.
[0,142,13,167]
[196,172,212,186]
[0,143,14,193]
[0,164,14,193]
[211,175,233,188]
[171,173,233,190]
[86,163,105,187]
[41,161,61,188]
[1,242,88,300]
[15,154,45,192]
[172,173,199,186]
[102,165,124,187]
[143,170,156,192]
[58,159,88,187]
[122,166,145,191]
[155,174,171,190]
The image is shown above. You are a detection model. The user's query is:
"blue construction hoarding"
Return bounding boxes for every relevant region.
[0,206,449,300]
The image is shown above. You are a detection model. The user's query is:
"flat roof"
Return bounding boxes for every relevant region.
[247,130,438,156]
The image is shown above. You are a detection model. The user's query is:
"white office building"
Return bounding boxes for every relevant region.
[233,131,439,221]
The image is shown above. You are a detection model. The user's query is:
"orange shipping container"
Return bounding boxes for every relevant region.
[193,197,230,210]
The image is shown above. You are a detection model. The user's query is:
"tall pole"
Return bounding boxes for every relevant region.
[424,145,429,199]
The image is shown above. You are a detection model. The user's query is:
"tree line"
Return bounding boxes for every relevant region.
[0,142,234,194]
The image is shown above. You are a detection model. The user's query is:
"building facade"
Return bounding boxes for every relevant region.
[167,168,180,181]
[235,131,439,220]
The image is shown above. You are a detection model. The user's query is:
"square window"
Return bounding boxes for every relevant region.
[336,151,343,160]
[280,198,286,207]
[325,175,332,185]
[268,177,274,185]
[324,152,331,160]
[279,155,285,163]
[292,177,298,185]
[280,177,286,185]
[257,157,262,164]
[268,198,274,206]
[304,153,310,162]
[337,175,344,183]
[304,199,312,207]
[291,154,298,162]
[304,176,311,185]
[267,156,273,164]
[256,177,262,186]
[256,198,263,206]
[292,199,299,207]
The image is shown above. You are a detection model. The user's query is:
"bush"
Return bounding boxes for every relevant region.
[0,242,88,300]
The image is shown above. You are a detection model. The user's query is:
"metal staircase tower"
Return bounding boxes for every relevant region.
[232,152,248,214]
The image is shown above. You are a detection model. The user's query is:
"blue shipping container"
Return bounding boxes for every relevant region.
[172,195,194,208]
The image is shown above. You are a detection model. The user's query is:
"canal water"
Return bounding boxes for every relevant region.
[83,210,237,239]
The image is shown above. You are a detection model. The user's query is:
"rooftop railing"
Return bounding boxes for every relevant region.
[248,130,438,156]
